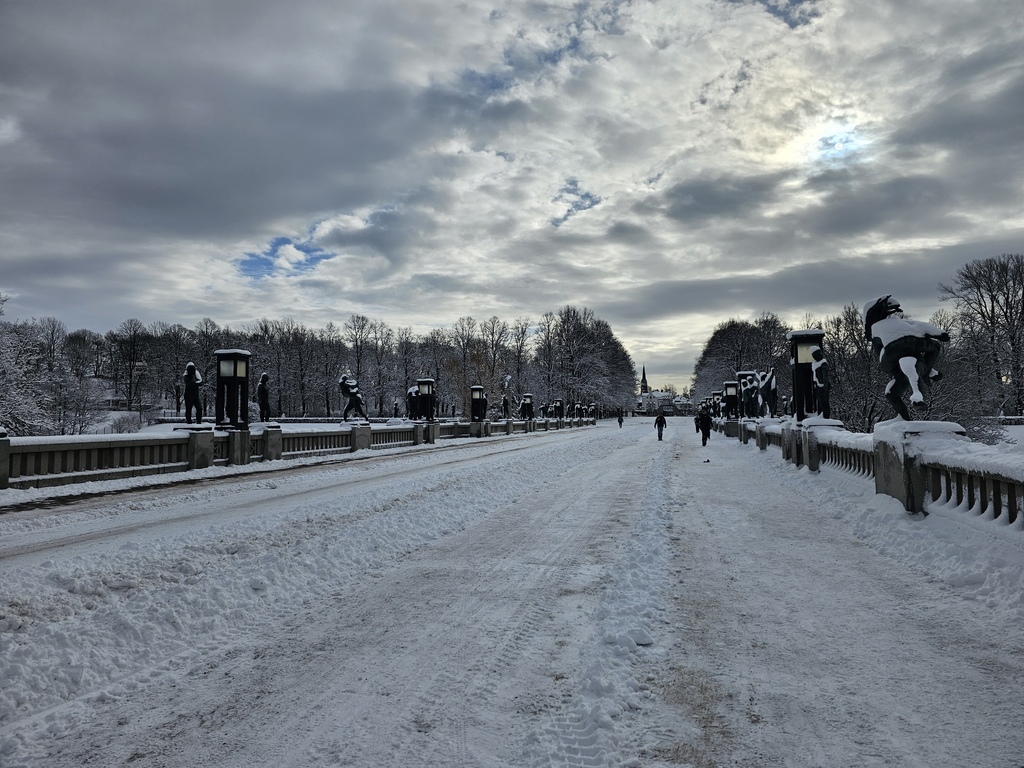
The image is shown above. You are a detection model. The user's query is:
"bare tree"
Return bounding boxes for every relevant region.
[479,315,510,391]
[939,254,1024,415]
[340,314,370,384]
[37,317,67,373]
[369,319,395,415]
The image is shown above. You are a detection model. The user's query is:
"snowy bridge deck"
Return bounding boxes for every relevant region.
[0,420,1022,765]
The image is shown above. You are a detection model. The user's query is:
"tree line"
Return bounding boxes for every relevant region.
[690,253,1024,441]
[0,300,637,436]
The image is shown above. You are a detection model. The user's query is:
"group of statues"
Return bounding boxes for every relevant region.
[709,295,948,424]
[177,294,947,428]
[737,369,779,419]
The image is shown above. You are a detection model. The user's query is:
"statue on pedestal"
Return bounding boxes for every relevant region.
[810,348,831,420]
[339,374,368,421]
[257,372,271,421]
[182,362,203,424]
[760,368,778,417]
[864,296,949,420]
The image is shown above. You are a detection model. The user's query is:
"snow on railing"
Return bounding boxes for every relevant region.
[0,418,596,490]
[917,440,1024,528]
[737,416,1023,528]
[815,430,875,479]
[4,432,191,489]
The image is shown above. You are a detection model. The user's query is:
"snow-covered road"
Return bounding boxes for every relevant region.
[1,421,1022,766]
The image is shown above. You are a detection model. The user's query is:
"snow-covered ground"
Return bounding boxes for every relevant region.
[1,419,1022,766]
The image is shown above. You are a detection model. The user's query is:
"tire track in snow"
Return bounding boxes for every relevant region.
[17,425,646,767]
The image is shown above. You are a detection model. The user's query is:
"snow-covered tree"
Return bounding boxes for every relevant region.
[939,254,1024,416]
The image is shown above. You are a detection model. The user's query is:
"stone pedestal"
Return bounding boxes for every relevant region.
[175,426,214,470]
[351,424,372,452]
[226,429,251,465]
[873,421,968,513]
[263,423,282,460]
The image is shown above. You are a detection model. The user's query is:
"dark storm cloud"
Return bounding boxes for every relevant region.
[597,236,1024,329]
[652,172,790,225]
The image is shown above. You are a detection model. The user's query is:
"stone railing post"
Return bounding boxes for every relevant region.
[0,425,9,490]
[802,419,845,473]
[176,426,214,470]
[264,424,283,460]
[227,428,251,466]
[350,424,372,452]
[873,422,968,514]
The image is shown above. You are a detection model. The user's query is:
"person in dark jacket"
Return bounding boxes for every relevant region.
[698,408,713,446]
[654,413,667,441]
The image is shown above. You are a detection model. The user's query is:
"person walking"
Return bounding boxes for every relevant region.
[698,408,713,446]
[617,413,624,428]
[654,412,667,441]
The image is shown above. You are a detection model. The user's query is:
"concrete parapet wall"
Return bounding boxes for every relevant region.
[0,418,599,491]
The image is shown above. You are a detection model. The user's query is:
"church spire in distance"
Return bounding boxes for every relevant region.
[640,365,649,394]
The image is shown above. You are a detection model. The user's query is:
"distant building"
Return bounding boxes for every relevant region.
[640,389,676,416]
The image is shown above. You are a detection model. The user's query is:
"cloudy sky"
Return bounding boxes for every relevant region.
[2,0,1022,387]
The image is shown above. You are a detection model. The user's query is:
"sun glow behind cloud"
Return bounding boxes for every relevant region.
[2,0,1023,389]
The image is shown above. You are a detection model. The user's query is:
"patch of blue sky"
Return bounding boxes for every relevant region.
[551,178,602,227]
[239,236,334,280]
[732,0,820,29]
[458,68,515,96]
[539,34,582,66]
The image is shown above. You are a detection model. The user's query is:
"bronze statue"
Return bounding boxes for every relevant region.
[182,362,203,424]
[257,372,271,421]
[339,375,368,421]
[864,296,949,420]
[810,348,831,419]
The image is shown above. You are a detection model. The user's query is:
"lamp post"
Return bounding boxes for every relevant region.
[723,381,739,419]
[470,385,486,422]
[214,349,251,428]
[787,329,825,422]
[417,378,435,421]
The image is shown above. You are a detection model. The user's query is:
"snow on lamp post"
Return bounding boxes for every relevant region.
[521,393,534,420]
[723,381,739,420]
[470,385,486,422]
[417,378,435,421]
[712,390,723,417]
[787,330,825,423]
[215,349,251,428]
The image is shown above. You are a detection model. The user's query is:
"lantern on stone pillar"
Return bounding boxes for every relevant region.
[723,381,739,420]
[787,329,825,422]
[417,378,435,421]
[470,385,486,422]
[215,349,251,428]
[522,393,534,420]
